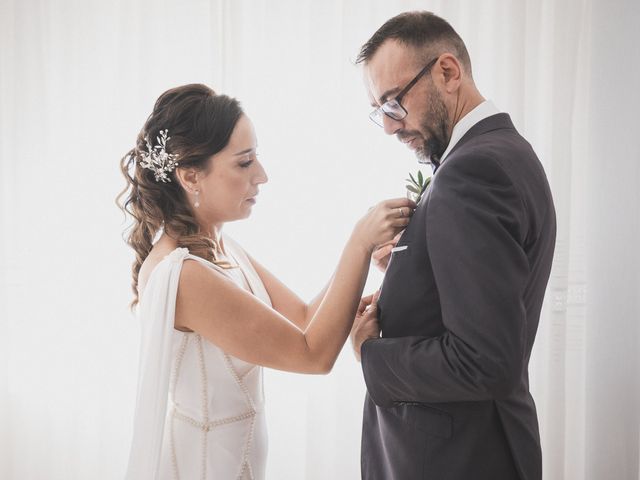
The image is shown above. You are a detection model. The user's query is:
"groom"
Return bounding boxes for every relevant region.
[351,12,556,480]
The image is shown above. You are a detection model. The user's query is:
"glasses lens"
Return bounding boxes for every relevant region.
[369,108,385,127]
[383,100,406,120]
[369,100,407,127]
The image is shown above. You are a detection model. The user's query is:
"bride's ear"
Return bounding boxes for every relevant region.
[175,167,200,194]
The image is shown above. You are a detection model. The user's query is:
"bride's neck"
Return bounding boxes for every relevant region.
[161,222,226,254]
[203,222,225,254]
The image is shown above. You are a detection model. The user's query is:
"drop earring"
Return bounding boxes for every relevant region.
[194,190,200,208]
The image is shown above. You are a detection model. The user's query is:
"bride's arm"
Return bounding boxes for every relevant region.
[176,235,369,374]
[245,253,331,331]
[245,226,402,330]
[175,198,414,374]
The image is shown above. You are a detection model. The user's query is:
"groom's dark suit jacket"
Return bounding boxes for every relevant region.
[361,114,556,480]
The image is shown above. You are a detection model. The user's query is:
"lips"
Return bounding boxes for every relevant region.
[402,137,419,149]
[398,133,421,149]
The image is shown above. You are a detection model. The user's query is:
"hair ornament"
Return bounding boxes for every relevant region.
[138,129,179,182]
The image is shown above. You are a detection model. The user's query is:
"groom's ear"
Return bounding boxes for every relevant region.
[436,54,463,94]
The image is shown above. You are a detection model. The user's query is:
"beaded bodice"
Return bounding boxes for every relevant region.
[165,330,266,480]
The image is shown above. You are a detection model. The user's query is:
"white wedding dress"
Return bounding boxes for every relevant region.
[125,236,270,480]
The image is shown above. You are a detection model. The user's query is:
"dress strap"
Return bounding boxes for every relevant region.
[183,253,232,274]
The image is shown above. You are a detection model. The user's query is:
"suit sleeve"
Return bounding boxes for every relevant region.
[361,154,530,406]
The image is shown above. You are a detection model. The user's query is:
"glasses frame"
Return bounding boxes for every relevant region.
[369,57,439,127]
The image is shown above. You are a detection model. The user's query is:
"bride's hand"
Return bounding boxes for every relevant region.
[372,232,402,272]
[351,290,381,362]
[352,198,416,254]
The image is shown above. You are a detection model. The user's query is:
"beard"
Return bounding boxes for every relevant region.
[415,87,451,165]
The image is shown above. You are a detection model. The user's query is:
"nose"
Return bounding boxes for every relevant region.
[254,160,268,184]
[382,115,402,135]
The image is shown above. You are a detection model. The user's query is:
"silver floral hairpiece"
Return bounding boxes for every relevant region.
[138,129,179,183]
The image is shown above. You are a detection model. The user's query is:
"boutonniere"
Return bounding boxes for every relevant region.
[405,169,431,203]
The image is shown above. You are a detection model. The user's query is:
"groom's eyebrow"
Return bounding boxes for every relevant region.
[380,87,401,104]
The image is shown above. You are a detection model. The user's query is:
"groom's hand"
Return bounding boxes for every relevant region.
[372,232,402,272]
[351,291,381,362]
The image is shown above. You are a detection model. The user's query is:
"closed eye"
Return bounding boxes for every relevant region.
[239,153,258,168]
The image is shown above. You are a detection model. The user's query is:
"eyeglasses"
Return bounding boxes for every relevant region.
[369,57,438,127]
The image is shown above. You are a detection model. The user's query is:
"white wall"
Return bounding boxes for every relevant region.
[1,0,638,479]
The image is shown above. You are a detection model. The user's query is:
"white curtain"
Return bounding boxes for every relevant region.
[1,0,638,479]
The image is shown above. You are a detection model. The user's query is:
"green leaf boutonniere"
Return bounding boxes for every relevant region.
[405,169,431,203]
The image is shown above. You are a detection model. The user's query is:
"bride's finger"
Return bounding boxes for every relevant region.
[372,244,393,261]
[358,294,375,314]
[376,238,397,249]
[396,206,414,218]
[387,206,415,221]
[372,289,381,303]
[383,197,418,209]
[390,217,412,228]
[361,302,378,319]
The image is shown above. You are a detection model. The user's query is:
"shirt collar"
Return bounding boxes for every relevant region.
[438,100,501,164]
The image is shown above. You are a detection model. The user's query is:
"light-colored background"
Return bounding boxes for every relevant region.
[1,0,639,479]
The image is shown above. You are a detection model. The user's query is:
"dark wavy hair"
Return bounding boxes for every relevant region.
[117,83,243,307]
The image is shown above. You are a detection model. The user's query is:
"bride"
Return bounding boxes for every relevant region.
[118,83,415,479]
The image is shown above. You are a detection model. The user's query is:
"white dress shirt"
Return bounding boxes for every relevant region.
[438,100,501,164]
